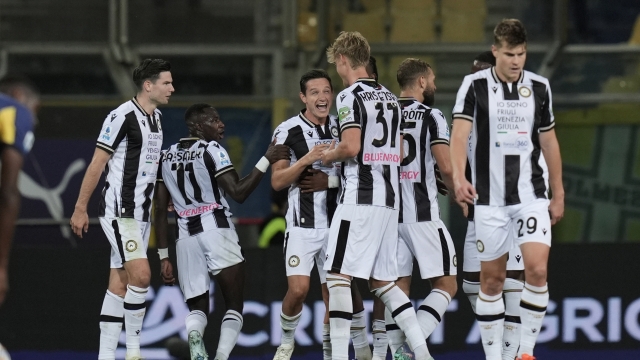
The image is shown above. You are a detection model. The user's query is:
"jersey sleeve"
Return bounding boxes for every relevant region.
[96,111,128,155]
[336,91,361,132]
[273,123,289,145]
[429,109,450,146]
[204,142,234,178]
[0,105,35,156]
[452,75,476,122]
[539,80,555,132]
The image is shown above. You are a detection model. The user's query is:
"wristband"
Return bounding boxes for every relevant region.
[158,248,169,260]
[255,156,270,173]
[328,175,340,189]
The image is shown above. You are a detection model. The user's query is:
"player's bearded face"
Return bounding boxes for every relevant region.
[149,71,175,105]
[302,78,333,120]
[422,71,436,107]
[493,42,527,82]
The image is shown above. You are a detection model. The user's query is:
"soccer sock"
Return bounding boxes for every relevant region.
[322,323,332,360]
[372,319,388,360]
[384,308,405,354]
[280,311,302,346]
[518,282,549,357]
[373,283,430,360]
[123,285,148,357]
[216,310,243,360]
[327,276,353,360]
[476,290,505,360]
[185,310,208,337]
[351,309,372,360]
[462,280,480,314]
[503,278,524,360]
[98,290,124,360]
[416,289,451,339]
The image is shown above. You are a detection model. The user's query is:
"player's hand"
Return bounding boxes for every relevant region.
[70,209,90,238]
[302,143,330,166]
[320,140,336,167]
[160,258,175,286]
[454,178,477,205]
[298,168,329,193]
[434,165,448,196]
[549,197,564,225]
[167,199,175,212]
[0,267,8,306]
[460,202,469,218]
[265,139,290,164]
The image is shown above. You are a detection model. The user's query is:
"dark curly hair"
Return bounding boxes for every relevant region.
[494,19,527,47]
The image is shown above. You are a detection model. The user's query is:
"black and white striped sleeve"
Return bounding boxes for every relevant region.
[452,75,476,122]
[429,109,450,146]
[539,80,555,132]
[205,142,234,177]
[96,111,127,154]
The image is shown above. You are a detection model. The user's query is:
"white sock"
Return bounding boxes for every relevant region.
[323,323,332,360]
[417,289,451,339]
[518,282,549,357]
[185,310,208,337]
[462,280,480,314]
[503,278,524,360]
[280,311,301,346]
[384,308,405,354]
[216,310,243,360]
[98,290,124,360]
[373,283,430,360]
[327,276,353,360]
[351,309,371,360]
[372,319,388,360]
[123,285,148,357]
[476,290,505,360]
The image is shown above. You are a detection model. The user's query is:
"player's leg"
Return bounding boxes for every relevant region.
[515,199,552,359]
[370,209,431,360]
[351,279,372,360]
[384,224,413,354]
[321,283,331,360]
[371,297,387,360]
[462,221,481,314]
[475,206,511,360]
[502,249,525,360]
[385,276,410,353]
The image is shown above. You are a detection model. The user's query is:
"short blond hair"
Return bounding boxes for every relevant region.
[326,31,370,69]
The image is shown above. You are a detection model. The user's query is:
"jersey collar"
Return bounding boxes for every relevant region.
[131,97,150,116]
[298,109,327,128]
[490,66,524,84]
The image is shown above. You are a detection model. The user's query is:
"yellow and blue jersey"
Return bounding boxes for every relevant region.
[0,94,35,156]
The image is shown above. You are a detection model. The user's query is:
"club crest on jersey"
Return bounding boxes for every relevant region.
[331,126,339,138]
[126,240,138,252]
[518,86,531,97]
[288,255,300,267]
[476,240,485,253]
[338,106,351,123]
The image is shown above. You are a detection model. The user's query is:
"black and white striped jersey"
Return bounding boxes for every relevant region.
[96,97,163,222]
[453,67,555,206]
[158,138,234,239]
[397,97,449,223]
[273,111,340,229]
[336,78,402,210]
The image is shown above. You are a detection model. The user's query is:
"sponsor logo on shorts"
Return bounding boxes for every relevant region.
[453,254,457,267]
[288,255,300,267]
[126,240,138,252]
[518,86,531,98]
[476,240,485,253]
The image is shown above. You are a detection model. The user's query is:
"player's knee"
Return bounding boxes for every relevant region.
[128,269,151,287]
[525,263,547,284]
[432,275,457,298]
[482,276,505,294]
[288,285,310,303]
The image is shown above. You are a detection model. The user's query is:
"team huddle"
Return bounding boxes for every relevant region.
[69,17,563,360]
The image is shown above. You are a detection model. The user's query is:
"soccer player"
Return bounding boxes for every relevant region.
[70,59,173,360]
[385,58,457,351]
[270,69,371,360]
[461,51,526,360]
[321,31,432,360]
[450,20,564,360]
[0,76,39,306]
[154,104,289,360]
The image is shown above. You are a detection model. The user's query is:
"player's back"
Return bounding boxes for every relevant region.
[397,97,449,223]
[335,78,402,209]
[0,94,35,156]
[160,137,234,238]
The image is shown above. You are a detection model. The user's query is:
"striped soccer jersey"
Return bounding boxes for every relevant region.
[96,97,163,221]
[397,97,450,223]
[336,78,402,210]
[452,67,555,206]
[158,137,234,239]
[273,111,340,229]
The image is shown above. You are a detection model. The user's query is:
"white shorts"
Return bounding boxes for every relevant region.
[463,221,525,272]
[397,220,457,279]
[474,199,552,262]
[284,227,328,283]
[324,204,398,281]
[176,228,244,301]
[100,217,150,269]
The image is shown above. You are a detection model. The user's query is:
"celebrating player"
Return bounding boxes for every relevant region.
[450,20,564,360]
[154,104,289,360]
[321,31,432,360]
[70,59,173,360]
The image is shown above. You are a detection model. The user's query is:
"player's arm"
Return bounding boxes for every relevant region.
[431,144,454,193]
[271,144,328,191]
[451,76,477,205]
[0,147,23,303]
[153,179,175,285]
[429,110,454,193]
[321,128,360,163]
[538,83,564,225]
[70,148,111,237]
